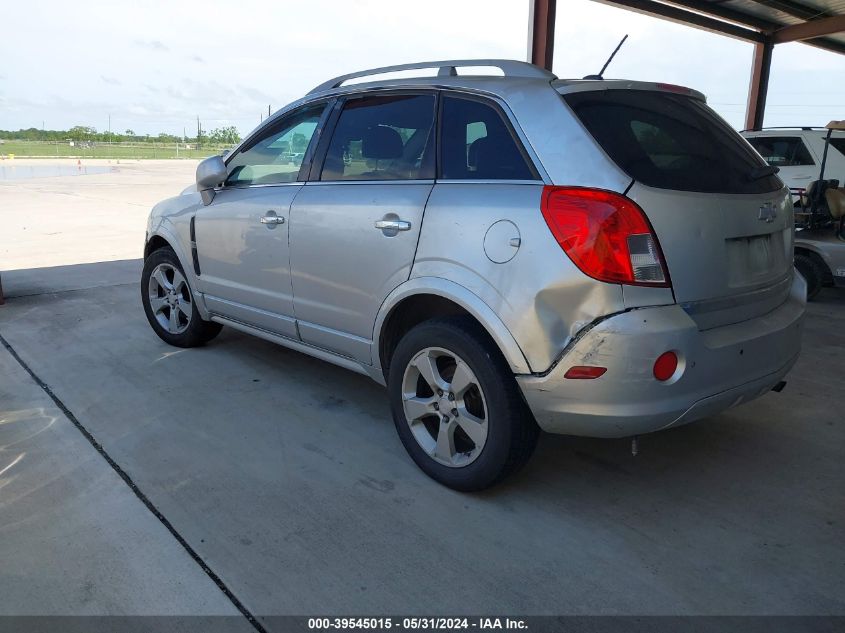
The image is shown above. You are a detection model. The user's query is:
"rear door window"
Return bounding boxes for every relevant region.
[439,95,537,181]
[746,136,815,166]
[564,89,781,194]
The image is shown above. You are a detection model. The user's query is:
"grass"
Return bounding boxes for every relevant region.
[0,140,230,160]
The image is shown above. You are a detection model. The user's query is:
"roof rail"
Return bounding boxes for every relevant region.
[741,126,827,132]
[308,59,556,95]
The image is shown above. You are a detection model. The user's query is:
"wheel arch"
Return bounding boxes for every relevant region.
[373,278,531,379]
[795,244,834,284]
[144,234,172,259]
[143,227,209,318]
[145,226,191,273]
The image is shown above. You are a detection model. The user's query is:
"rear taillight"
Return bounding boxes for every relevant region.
[540,186,670,287]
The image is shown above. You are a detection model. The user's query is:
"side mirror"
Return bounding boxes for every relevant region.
[196,155,227,205]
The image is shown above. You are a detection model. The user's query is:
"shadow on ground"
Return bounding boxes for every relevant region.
[1,261,843,620]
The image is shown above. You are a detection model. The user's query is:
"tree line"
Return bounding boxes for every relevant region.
[1,125,242,145]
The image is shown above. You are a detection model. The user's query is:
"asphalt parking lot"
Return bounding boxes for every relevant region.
[1,161,843,625]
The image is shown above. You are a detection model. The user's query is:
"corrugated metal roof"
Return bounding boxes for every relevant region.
[596,1,845,54]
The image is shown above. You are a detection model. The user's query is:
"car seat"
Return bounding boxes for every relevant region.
[825,187,845,239]
[360,125,403,178]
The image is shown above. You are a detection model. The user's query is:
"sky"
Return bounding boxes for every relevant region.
[0,0,842,137]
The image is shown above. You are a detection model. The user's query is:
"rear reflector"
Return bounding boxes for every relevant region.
[653,351,678,381]
[564,366,607,379]
[540,187,670,287]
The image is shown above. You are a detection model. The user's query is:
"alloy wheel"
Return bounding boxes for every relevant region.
[401,347,489,467]
[147,263,193,335]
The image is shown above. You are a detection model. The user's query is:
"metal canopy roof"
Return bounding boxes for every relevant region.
[594,1,845,55]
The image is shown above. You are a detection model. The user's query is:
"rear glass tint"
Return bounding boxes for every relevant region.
[439,95,536,180]
[829,137,845,158]
[746,136,814,166]
[564,90,782,194]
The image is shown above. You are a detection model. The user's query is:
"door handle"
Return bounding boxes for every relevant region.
[374,219,411,231]
[260,214,285,225]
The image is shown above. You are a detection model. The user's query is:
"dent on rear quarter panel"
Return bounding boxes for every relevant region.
[414,182,625,373]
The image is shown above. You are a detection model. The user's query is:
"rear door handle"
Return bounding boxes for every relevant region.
[260,214,285,225]
[374,219,411,231]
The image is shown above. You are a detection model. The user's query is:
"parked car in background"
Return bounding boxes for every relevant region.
[141,60,806,490]
[742,127,845,193]
[751,122,845,300]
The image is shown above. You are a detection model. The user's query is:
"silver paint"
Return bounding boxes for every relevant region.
[143,61,807,440]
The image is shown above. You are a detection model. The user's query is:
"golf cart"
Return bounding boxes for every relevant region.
[793,120,845,300]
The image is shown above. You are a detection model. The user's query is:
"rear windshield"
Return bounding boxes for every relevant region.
[564,90,782,194]
[829,137,845,158]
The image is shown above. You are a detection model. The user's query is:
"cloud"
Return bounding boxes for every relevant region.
[238,85,276,105]
[2,0,840,135]
[100,76,121,85]
[134,39,168,51]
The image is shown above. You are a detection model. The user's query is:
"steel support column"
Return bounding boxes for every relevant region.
[745,40,773,131]
[528,0,556,70]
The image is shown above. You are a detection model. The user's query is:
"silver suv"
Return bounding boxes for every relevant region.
[142,60,806,490]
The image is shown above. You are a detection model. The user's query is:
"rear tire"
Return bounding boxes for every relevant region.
[795,253,823,301]
[387,317,538,491]
[141,247,222,347]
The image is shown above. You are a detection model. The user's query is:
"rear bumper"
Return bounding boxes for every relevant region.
[517,274,806,438]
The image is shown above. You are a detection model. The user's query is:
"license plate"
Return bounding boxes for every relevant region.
[726,233,786,286]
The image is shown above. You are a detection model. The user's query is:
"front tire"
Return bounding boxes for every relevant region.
[141,247,222,347]
[388,317,538,491]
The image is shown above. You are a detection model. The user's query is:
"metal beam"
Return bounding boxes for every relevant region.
[746,0,825,22]
[528,0,557,70]
[804,36,845,56]
[594,0,765,42]
[660,0,778,31]
[594,0,845,55]
[772,15,845,43]
[745,40,774,131]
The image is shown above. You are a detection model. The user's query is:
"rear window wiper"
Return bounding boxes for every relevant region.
[748,165,779,181]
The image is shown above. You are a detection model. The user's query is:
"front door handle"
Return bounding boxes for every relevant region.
[260,214,285,225]
[374,219,411,231]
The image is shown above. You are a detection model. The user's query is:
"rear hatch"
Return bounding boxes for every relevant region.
[561,85,793,329]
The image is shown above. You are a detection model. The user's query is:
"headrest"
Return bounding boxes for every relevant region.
[469,133,525,178]
[362,125,403,160]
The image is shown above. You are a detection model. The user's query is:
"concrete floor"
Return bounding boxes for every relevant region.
[1,162,843,624]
